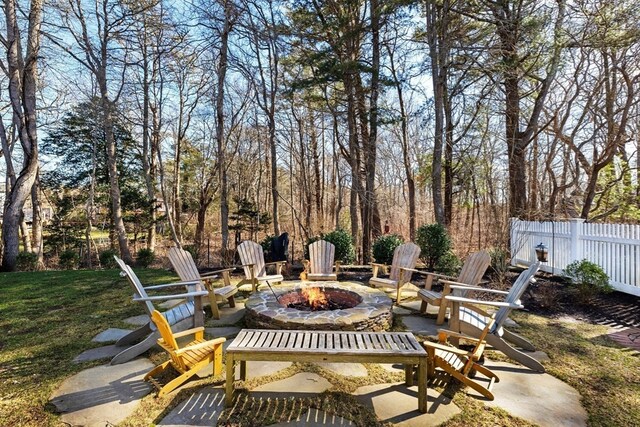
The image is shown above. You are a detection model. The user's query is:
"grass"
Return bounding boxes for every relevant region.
[1,269,638,426]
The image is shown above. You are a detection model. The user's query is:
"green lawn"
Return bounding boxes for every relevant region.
[1,270,638,426]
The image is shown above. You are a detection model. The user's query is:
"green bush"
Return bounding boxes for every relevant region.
[136,248,155,268]
[99,249,118,268]
[564,259,612,304]
[372,234,404,265]
[59,249,79,270]
[436,252,461,276]
[416,223,451,270]
[307,229,356,264]
[16,251,38,271]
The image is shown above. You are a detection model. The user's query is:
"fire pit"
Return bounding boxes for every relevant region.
[245,282,393,331]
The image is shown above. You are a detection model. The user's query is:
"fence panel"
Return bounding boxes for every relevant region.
[510,218,640,297]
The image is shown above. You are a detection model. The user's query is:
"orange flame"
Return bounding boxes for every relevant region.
[301,287,327,309]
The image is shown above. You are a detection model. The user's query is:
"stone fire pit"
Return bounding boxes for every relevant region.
[245,282,393,331]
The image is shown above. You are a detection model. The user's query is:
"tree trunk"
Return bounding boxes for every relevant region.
[30,170,44,268]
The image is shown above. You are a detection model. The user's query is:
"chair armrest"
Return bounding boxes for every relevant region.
[436,328,484,343]
[200,268,235,279]
[144,280,200,290]
[133,290,209,302]
[176,337,226,354]
[447,284,510,296]
[441,281,483,289]
[265,261,287,266]
[424,272,457,281]
[171,327,205,338]
[445,295,523,309]
[370,263,388,278]
[422,341,472,356]
[370,263,386,268]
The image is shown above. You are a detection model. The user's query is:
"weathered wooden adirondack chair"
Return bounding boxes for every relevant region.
[237,240,285,292]
[418,251,491,325]
[167,246,238,320]
[111,256,208,365]
[423,314,500,400]
[446,262,544,372]
[300,239,340,281]
[145,310,225,397]
[369,242,421,303]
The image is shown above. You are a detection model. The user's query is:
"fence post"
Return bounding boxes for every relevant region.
[509,217,518,266]
[569,218,585,263]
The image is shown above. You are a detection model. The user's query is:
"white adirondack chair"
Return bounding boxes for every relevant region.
[237,240,285,292]
[369,242,421,303]
[111,256,209,365]
[167,246,238,320]
[446,262,544,372]
[300,240,340,281]
[418,251,491,324]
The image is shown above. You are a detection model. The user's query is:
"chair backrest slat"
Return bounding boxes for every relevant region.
[493,262,541,328]
[114,256,155,316]
[168,247,201,282]
[308,240,335,275]
[456,251,491,297]
[238,241,266,278]
[389,242,421,282]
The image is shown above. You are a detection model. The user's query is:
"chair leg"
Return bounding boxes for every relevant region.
[111,331,159,365]
[450,369,496,401]
[502,328,536,351]
[435,300,447,325]
[227,295,236,308]
[144,360,171,381]
[213,343,223,376]
[485,333,545,372]
[420,300,428,313]
[210,298,221,320]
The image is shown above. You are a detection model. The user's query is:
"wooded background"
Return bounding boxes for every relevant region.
[1,0,639,271]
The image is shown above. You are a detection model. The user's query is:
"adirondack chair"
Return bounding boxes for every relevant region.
[423,314,499,400]
[418,251,491,325]
[167,246,238,320]
[111,256,209,365]
[237,240,285,292]
[446,262,544,372]
[145,310,225,397]
[300,239,340,281]
[369,242,421,303]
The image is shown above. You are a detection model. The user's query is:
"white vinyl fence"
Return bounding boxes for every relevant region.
[510,218,640,297]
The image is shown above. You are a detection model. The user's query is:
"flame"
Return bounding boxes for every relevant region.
[301,287,327,309]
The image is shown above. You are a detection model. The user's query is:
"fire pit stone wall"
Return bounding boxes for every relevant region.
[245,282,393,331]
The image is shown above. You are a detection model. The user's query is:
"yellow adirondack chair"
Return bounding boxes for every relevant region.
[237,240,285,292]
[418,250,491,324]
[423,314,499,400]
[168,246,238,320]
[144,310,226,397]
[300,239,340,281]
[369,242,420,303]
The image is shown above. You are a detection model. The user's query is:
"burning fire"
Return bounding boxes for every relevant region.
[301,286,328,310]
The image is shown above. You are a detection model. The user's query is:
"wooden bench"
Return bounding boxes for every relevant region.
[225,329,428,413]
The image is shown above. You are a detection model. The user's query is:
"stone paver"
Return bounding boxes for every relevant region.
[379,363,404,373]
[253,372,332,394]
[49,359,154,427]
[399,300,427,312]
[482,360,588,427]
[315,362,368,377]
[392,305,414,315]
[608,327,640,352]
[205,326,242,339]
[159,298,187,309]
[269,408,354,426]
[158,386,225,426]
[354,382,461,427]
[234,361,293,380]
[123,314,149,326]
[91,328,132,343]
[74,345,123,363]
[208,303,246,326]
[400,315,440,337]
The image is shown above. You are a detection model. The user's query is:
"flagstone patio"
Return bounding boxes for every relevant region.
[51,293,589,427]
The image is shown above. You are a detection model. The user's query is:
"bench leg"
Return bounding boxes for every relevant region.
[240,360,247,381]
[225,354,235,407]
[418,358,427,413]
[405,364,414,386]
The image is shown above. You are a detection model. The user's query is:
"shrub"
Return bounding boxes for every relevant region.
[564,259,612,304]
[136,248,155,268]
[99,249,118,268]
[260,235,275,253]
[16,251,38,271]
[372,234,404,265]
[436,252,461,276]
[416,223,451,270]
[307,229,356,264]
[59,249,79,270]
[488,247,510,285]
